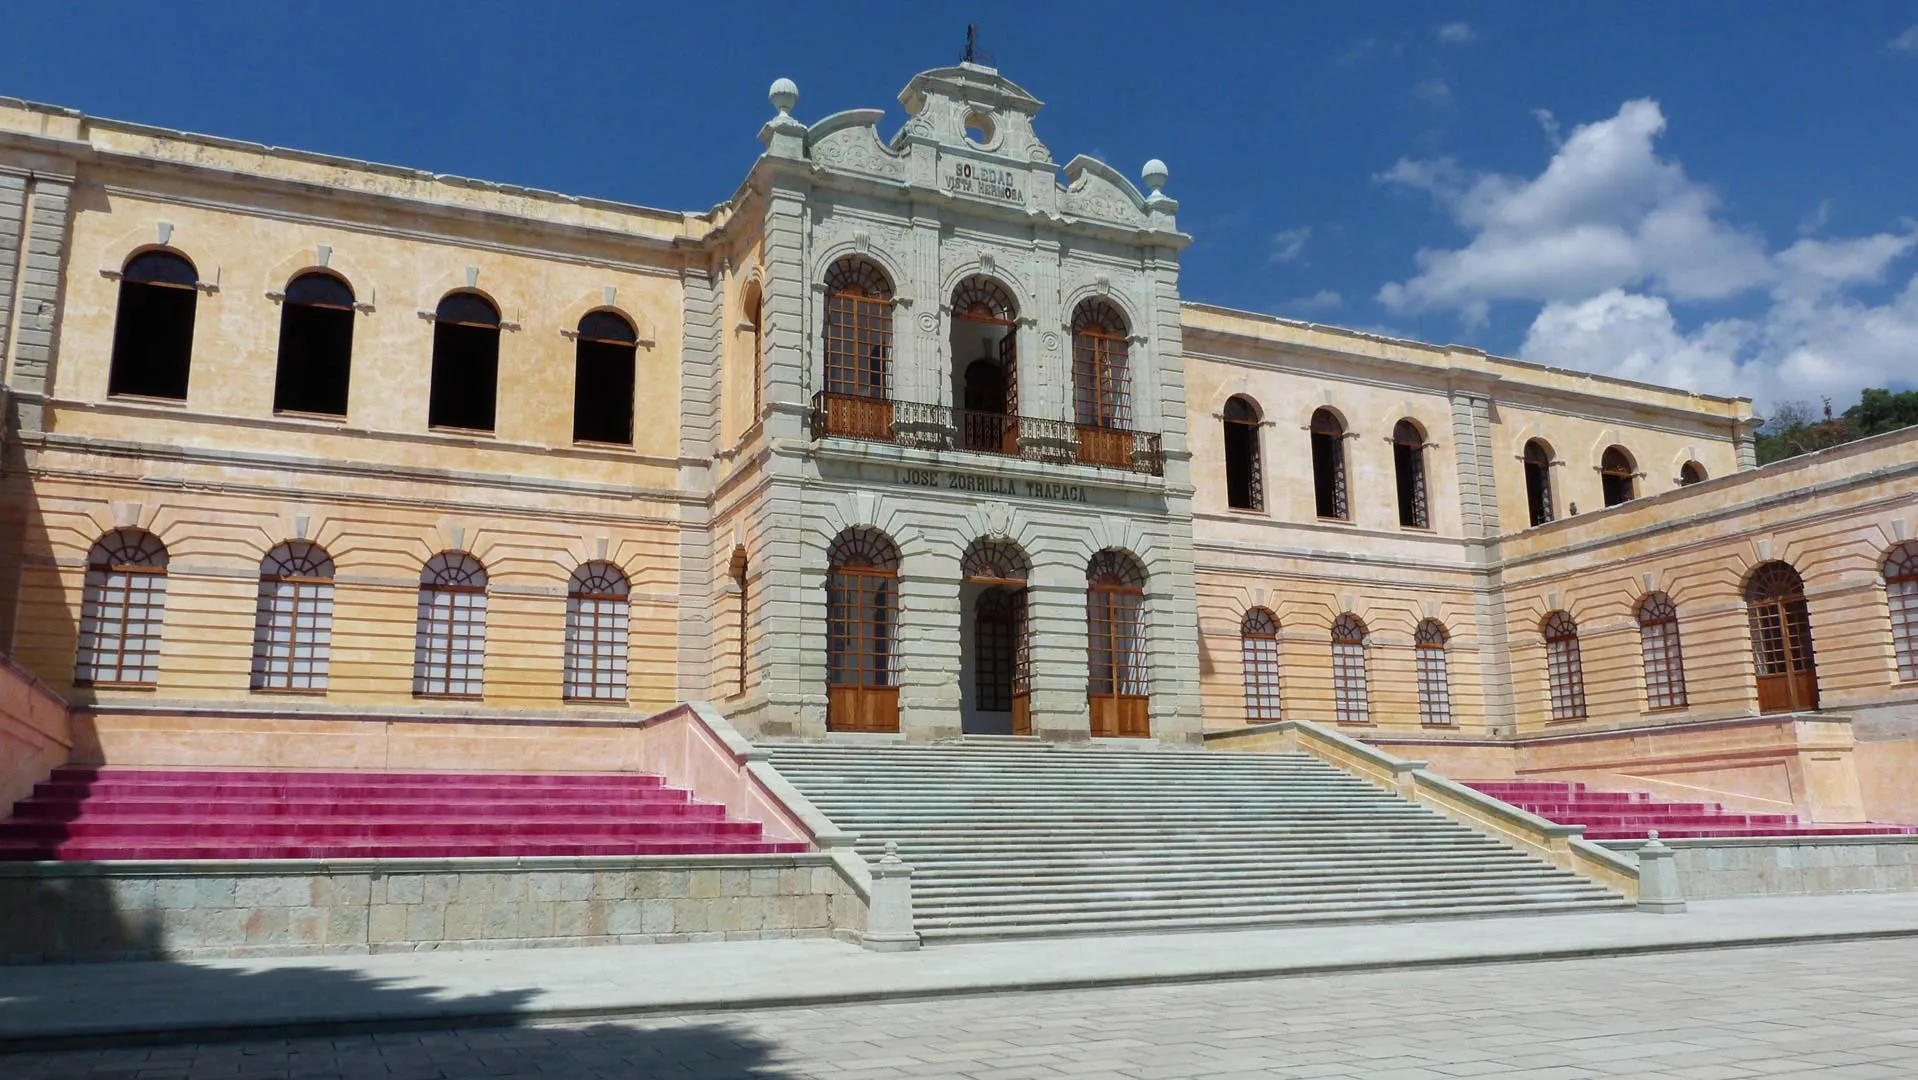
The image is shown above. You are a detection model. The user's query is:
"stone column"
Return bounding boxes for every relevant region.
[1026,555,1091,740]
[2,172,72,434]
[897,556,961,741]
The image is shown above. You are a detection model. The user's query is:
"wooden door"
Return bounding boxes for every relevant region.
[827,559,900,733]
[1088,575,1149,738]
[998,330,1021,456]
[1750,595,1819,713]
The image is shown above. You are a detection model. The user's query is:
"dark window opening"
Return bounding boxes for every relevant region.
[1679,460,1707,486]
[1524,439,1555,526]
[273,272,355,417]
[1394,419,1429,528]
[428,292,501,432]
[573,310,638,445]
[108,251,199,400]
[1223,396,1262,510]
[1310,409,1348,520]
[1601,446,1637,507]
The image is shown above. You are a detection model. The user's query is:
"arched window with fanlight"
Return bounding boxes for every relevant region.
[964,537,1033,735]
[1636,592,1689,711]
[414,551,488,698]
[1311,409,1349,521]
[819,257,895,441]
[272,271,356,417]
[1240,607,1281,721]
[1394,419,1430,528]
[1746,560,1819,713]
[1679,460,1708,486]
[1415,618,1451,726]
[1087,549,1149,737]
[951,275,1020,454]
[250,541,335,693]
[565,561,630,701]
[1542,610,1588,722]
[1071,299,1135,468]
[573,310,638,445]
[1330,613,1369,724]
[75,528,170,687]
[1601,445,1638,507]
[826,527,901,733]
[108,250,199,400]
[1223,396,1263,511]
[1524,439,1555,526]
[1887,542,1918,683]
[743,284,764,423]
[428,292,502,432]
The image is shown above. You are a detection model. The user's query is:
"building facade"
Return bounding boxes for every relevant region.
[1,62,1914,819]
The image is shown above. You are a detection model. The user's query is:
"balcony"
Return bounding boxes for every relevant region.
[810,392,1164,477]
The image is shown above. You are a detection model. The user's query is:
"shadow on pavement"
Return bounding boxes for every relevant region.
[0,871,800,1079]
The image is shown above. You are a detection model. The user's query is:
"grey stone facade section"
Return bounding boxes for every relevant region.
[6,176,70,434]
[1448,390,1500,539]
[676,265,724,701]
[0,173,25,391]
[1604,836,1918,901]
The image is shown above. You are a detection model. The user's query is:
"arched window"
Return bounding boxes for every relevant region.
[1679,460,1708,486]
[75,528,169,686]
[1636,591,1688,711]
[1416,618,1451,726]
[1887,542,1918,682]
[1087,549,1149,737]
[1310,409,1349,521]
[573,310,638,445]
[428,292,502,432]
[1601,446,1637,507]
[414,551,487,698]
[822,257,893,400]
[1394,419,1430,528]
[731,546,750,697]
[1240,608,1281,721]
[744,285,764,422]
[1223,396,1263,511]
[952,276,1020,453]
[964,537,1033,734]
[1071,300,1131,430]
[1746,561,1819,713]
[1542,611,1587,722]
[250,541,335,693]
[1524,439,1555,527]
[565,561,630,701]
[272,271,355,417]
[1330,613,1369,724]
[826,527,901,732]
[108,250,198,400]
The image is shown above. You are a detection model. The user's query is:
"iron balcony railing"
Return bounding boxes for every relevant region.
[810,391,1165,477]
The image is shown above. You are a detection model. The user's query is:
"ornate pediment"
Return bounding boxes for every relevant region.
[1059,156,1149,226]
[806,110,908,181]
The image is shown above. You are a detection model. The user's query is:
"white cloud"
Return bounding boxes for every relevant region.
[1798,197,1832,236]
[1891,24,1918,51]
[1270,227,1311,264]
[1437,21,1476,45]
[1380,98,1918,408]
[1412,78,1454,108]
[1531,108,1562,147]
[1284,290,1343,313]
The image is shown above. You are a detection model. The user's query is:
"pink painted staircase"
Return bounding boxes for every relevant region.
[0,767,810,861]
[1466,780,1918,841]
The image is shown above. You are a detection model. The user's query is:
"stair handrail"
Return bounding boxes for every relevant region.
[1206,719,1641,901]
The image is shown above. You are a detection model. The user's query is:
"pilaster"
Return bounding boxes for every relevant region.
[3,172,71,434]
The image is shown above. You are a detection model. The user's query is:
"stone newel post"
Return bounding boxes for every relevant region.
[1636,831,1687,914]
[861,840,922,952]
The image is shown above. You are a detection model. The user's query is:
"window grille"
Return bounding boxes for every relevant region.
[250,541,335,692]
[414,551,488,697]
[76,528,170,687]
[108,251,198,401]
[1601,446,1637,507]
[827,527,901,689]
[1888,543,1918,682]
[1224,396,1263,511]
[1524,440,1555,526]
[961,537,1031,584]
[731,548,750,697]
[1330,613,1369,724]
[1241,607,1282,721]
[1071,301,1131,429]
[1543,610,1588,721]
[1636,591,1689,710]
[974,588,1019,711]
[1311,410,1349,520]
[1679,461,1707,486]
[1394,419,1430,528]
[1415,618,1452,725]
[746,290,764,421]
[565,561,630,701]
[823,258,893,399]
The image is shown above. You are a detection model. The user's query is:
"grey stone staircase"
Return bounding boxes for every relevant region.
[766,740,1632,942]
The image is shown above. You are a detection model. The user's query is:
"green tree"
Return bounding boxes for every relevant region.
[1841,388,1918,438]
[1755,398,1852,465]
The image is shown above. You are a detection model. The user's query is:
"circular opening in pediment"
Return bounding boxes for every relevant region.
[964,111,997,148]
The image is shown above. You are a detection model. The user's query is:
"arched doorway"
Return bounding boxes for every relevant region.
[1087,549,1149,738]
[949,277,1018,454]
[1746,561,1819,713]
[961,538,1031,735]
[826,527,902,732]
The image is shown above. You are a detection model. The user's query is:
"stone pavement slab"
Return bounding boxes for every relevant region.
[4,892,1918,1049]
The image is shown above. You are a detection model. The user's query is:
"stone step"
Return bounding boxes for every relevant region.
[916,898,1639,941]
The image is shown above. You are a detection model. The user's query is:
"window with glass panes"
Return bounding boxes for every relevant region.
[1887,543,1918,682]
[414,552,488,697]
[1241,608,1282,721]
[1415,619,1452,725]
[1543,611,1588,721]
[1636,592,1689,710]
[1330,613,1370,724]
[565,561,630,701]
[75,528,170,686]
[250,541,334,692]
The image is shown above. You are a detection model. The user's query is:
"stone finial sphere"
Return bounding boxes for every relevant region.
[769,78,799,114]
[1141,158,1170,191]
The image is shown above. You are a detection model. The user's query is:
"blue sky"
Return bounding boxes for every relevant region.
[8,1,1916,411]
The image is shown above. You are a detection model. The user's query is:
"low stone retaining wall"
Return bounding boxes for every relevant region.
[1601,835,1918,900]
[0,853,862,964]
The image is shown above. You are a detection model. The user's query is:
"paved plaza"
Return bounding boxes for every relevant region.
[7,937,1918,1078]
